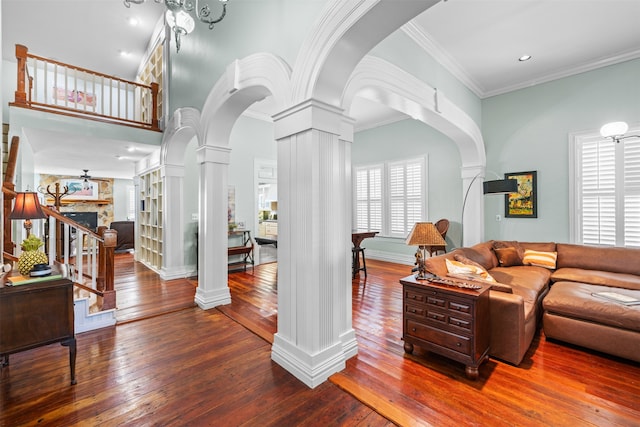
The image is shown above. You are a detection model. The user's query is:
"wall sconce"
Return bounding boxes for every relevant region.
[461,171,517,246]
[9,191,47,237]
[600,121,640,143]
[406,222,446,279]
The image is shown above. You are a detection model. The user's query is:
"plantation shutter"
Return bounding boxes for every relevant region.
[576,135,640,248]
[624,139,640,246]
[581,139,616,245]
[355,166,382,232]
[388,159,425,238]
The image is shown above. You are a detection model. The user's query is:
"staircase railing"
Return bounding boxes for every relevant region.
[44,207,117,310]
[2,186,117,312]
[11,44,159,132]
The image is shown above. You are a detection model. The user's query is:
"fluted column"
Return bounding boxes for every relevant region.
[271,99,356,388]
[194,144,232,309]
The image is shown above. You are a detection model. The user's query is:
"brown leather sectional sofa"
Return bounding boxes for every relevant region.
[423,241,640,365]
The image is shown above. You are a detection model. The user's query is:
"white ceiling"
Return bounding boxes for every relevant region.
[3,0,640,178]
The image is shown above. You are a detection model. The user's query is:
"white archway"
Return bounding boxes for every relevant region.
[195,53,292,309]
[343,55,488,245]
[271,0,441,388]
[156,107,201,280]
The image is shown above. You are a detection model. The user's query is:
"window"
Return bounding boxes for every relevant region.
[354,157,427,238]
[571,129,640,247]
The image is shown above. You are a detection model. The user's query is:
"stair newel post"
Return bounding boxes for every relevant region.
[96,226,107,291]
[150,82,159,130]
[100,228,117,310]
[14,44,28,106]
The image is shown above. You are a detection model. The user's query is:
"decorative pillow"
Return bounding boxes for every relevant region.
[522,249,557,269]
[493,240,525,259]
[446,258,496,282]
[494,247,523,267]
[453,253,485,270]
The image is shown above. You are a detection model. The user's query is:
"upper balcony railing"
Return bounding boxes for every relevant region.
[11,44,160,132]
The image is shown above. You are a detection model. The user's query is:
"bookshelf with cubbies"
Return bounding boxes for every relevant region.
[138,168,163,272]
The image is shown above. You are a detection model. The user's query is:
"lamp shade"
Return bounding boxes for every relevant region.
[406,222,446,246]
[9,192,46,220]
[483,179,518,195]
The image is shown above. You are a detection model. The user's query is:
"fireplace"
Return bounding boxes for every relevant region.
[61,211,98,231]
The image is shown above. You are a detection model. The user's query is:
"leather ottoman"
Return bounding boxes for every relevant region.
[542,281,640,362]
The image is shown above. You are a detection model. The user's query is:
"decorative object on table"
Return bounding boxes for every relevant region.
[17,234,49,276]
[600,121,640,143]
[124,0,231,53]
[504,171,537,218]
[9,191,47,236]
[461,171,518,245]
[405,222,446,279]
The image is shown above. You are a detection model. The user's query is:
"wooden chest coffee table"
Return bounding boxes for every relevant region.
[400,275,490,380]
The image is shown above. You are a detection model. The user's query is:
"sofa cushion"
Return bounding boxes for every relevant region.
[519,242,557,252]
[522,249,557,270]
[552,268,640,291]
[423,251,458,277]
[543,282,640,332]
[490,266,551,303]
[457,241,498,271]
[493,240,525,260]
[494,247,523,267]
[556,243,640,276]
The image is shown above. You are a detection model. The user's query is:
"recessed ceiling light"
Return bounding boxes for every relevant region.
[519,55,532,62]
[119,50,131,57]
[127,146,136,152]
[128,17,139,26]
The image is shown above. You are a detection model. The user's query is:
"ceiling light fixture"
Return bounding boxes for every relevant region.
[123,0,230,53]
[600,121,639,143]
[518,55,532,62]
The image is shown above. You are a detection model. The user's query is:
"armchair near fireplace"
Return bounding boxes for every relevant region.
[110,221,134,252]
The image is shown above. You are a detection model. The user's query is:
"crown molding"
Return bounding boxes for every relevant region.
[482,48,640,98]
[402,22,485,98]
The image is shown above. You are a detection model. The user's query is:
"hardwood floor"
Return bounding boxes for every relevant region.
[1,254,639,426]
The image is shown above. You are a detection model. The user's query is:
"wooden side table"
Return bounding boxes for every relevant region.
[400,275,490,380]
[0,276,76,385]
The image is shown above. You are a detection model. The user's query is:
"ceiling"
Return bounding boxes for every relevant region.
[3,0,640,179]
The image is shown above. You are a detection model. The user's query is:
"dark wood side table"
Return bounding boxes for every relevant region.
[400,275,490,380]
[0,276,76,385]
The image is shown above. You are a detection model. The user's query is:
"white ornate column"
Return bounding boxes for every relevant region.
[194,144,232,309]
[271,99,356,388]
[160,164,188,280]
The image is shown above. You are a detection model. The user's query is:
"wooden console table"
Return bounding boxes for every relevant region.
[0,276,76,385]
[400,275,490,380]
[228,229,254,271]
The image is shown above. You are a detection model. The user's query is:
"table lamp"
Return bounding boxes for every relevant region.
[406,222,446,279]
[9,191,47,237]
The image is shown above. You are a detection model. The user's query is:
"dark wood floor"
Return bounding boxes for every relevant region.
[2,254,639,426]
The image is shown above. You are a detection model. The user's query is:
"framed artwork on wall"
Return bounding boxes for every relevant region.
[63,179,99,200]
[504,171,537,218]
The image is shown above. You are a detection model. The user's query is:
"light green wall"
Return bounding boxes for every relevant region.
[168,0,326,114]
[352,118,462,263]
[482,58,640,243]
[370,30,482,127]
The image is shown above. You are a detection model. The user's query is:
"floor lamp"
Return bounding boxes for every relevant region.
[460,172,517,247]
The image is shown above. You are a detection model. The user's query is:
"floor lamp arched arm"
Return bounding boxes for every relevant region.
[460,171,482,247]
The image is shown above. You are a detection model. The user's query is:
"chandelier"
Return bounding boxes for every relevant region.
[124,0,229,52]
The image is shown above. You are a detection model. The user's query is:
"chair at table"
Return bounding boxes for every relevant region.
[426,218,449,256]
